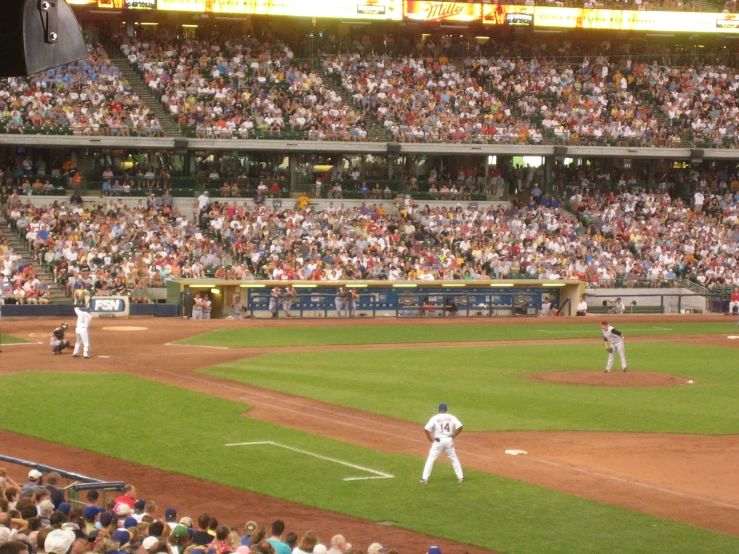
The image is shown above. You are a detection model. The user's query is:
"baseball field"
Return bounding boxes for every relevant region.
[1,315,738,554]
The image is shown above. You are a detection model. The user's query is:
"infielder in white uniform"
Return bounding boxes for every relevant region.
[72,306,92,359]
[421,403,464,484]
[601,321,627,372]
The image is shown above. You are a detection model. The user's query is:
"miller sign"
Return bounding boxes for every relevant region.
[89,296,130,318]
[403,0,480,22]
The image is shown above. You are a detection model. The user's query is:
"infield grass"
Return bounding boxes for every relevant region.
[178,321,738,348]
[203,342,739,435]
[0,334,31,344]
[0,372,737,554]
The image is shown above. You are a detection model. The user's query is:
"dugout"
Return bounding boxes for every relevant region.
[169,280,584,319]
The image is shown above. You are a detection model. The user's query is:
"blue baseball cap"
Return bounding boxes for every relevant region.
[84,506,103,520]
[438,403,447,411]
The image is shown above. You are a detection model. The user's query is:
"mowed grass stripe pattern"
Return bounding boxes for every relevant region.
[203,343,739,435]
[177,322,738,348]
[0,373,736,554]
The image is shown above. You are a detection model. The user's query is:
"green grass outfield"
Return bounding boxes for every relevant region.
[203,342,739,434]
[177,321,738,348]
[0,373,737,554]
[0,334,30,345]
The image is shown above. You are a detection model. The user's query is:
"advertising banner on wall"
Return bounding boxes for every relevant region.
[482,4,534,25]
[76,0,739,33]
[482,4,739,33]
[89,296,130,318]
[152,0,401,18]
[403,0,481,22]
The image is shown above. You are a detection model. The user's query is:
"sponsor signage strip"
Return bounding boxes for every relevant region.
[77,0,739,33]
[482,4,739,33]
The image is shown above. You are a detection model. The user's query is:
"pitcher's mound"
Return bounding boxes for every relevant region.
[531,371,692,387]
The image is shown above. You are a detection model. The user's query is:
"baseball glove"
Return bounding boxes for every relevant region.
[605,345,613,353]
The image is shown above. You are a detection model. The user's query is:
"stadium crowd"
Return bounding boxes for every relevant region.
[0,471,414,554]
[104,30,739,146]
[0,28,734,147]
[0,43,163,137]
[117,33,369,140]
[324,48,739,145]
[1,170,737,302]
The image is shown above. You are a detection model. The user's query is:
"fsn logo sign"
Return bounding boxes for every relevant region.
[90,297,129,318]
[92,299,124,312]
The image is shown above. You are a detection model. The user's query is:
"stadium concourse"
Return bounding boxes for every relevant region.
[0,315,738,551]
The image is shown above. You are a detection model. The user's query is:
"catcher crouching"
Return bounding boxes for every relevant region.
[50,322,70,355]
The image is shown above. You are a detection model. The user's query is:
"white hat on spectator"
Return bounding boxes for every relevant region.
[28,469,42,481]
[142,537,159,550]
[45,529,76,554]
[0,527,14,544]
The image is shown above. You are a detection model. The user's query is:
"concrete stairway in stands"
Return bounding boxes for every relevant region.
[1,223,71,304]
[106,47,182,138]
[321,71,395,142]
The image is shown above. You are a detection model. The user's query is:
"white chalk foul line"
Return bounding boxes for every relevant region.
[528,457,739,511]
[165,342,229,350]
[225,441,393,481]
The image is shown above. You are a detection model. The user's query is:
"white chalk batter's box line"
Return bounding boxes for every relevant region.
[225,441,394,481]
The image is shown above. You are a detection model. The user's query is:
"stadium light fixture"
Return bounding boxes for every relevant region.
[189,284,215,289]
[346,284,368,288]
[0,0,87,78]
[341,21,372,25]
[292,284,318,288]
[182,24,198,28]
[393,283,418,288]
[492,283,515,287]
[240,284,266,288]
[138,22,158,25]
[542,283,565,287]
[442,283,466,287]
[210,288,220,294]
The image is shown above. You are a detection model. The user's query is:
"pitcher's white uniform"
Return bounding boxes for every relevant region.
[72,307,92,358]
[601,322,627,372]
[421,404,464,483]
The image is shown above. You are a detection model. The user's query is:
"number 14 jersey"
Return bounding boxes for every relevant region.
[425,413,463,439]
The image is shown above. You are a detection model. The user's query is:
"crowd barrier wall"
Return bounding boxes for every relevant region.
[171,279,584,319]
[0,303,179,318]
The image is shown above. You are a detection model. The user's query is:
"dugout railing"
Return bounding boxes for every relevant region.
[0,453,124,509]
